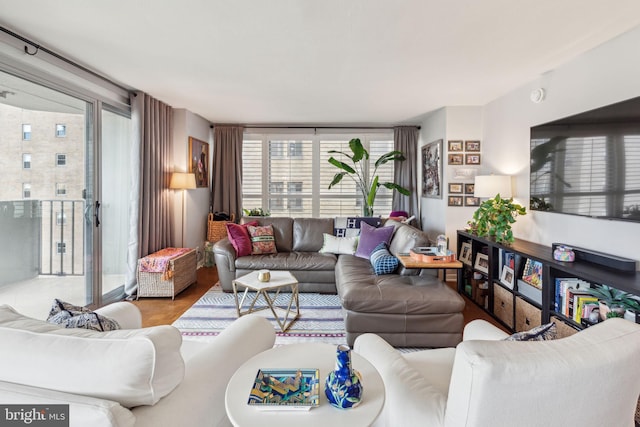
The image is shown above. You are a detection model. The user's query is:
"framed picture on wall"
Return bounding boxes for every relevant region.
[448,140,463,152]
[422,139,443,199]
[189,136,209,188]
[448,196,463,206]
[464,183,475,194]
[449,183,463,194]
[465,153,481,165]
[448,153,464,165]
[465,140,481,152]
[465,196,480,207]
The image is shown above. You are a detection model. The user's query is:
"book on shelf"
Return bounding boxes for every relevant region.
[522,259,543,289]
[554,278,592,318]
[574,296,599,322]
[247,368,320,411]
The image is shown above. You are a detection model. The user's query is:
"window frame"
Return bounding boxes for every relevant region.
[242,131,396,217]
[55,124,66,138]
[22,153,31,169]
[56,153,66,166]
[22,123,31,141]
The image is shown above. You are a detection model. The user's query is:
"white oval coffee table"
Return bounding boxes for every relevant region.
[225,343,385,427]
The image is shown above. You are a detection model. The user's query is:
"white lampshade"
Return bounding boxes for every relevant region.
[474,175,512,198]
[169,172,197,190]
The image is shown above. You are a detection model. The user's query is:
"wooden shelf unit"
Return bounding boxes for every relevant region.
[456,230,640,333]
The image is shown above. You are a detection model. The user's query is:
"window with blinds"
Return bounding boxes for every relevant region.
[243,133,395,217]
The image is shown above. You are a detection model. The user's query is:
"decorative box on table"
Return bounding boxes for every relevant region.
[136,247,197,299]
[409,247,457,263]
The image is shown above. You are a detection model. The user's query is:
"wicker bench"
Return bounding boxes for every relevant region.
[136,248,197,299]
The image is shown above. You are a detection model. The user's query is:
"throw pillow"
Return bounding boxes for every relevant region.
[319,233,359,255]
[369,242,399,275]
[504,322,557,341]
[334,216,383,238]
[355,222,395,259]
[247,224,278,255]
[47,299,120,332]
[226,220,259,257]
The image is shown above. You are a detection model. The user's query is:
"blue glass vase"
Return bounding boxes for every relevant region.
[324,344,363,409]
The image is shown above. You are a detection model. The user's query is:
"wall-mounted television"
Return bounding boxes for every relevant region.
[530,96,640,222]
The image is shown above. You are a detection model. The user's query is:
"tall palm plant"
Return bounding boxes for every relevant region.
[328,138,410,216]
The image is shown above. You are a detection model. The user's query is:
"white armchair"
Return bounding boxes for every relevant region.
[0,302,276,427]
[355,318,640,427]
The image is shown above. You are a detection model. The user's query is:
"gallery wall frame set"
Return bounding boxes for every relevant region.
[447,140,481,165]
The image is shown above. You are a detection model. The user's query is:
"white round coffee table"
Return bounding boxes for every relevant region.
[225,343,385,427]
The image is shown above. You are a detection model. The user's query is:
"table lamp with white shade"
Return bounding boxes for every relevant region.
[474,175,512,199]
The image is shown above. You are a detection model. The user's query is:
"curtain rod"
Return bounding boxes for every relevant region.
[0,26,130,93]
[218,125,421,130]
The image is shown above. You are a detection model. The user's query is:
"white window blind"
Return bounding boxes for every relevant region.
[243,133,395,218]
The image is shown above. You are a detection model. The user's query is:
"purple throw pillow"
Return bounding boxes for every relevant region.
[355,222,395,259]
[225,221,259,257]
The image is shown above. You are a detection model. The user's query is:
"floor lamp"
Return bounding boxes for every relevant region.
[169,172,197,248]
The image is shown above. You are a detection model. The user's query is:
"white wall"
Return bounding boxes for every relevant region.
[418,108,447,241]
[172,109,212,257]
[482,26,640,262]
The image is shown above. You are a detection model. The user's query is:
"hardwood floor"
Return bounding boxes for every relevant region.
[131,267,507,332]
[130,267,218,327]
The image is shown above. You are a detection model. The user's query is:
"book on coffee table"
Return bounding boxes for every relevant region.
[247,368,320,411]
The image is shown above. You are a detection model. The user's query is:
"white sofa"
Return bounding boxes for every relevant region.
[355,318,640,427]
[0,302,276,427]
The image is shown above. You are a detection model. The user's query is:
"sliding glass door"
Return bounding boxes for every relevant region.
[0,70,131,318]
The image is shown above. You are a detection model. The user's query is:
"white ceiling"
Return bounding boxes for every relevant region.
[1,0,640,125]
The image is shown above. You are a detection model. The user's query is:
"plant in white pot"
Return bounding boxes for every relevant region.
[587,285,639,320]
[327,138,410,216]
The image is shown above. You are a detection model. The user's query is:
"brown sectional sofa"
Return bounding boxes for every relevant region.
[213,216,465,347]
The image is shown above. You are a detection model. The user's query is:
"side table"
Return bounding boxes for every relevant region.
[225,343,384,427]
[232,270,300,332]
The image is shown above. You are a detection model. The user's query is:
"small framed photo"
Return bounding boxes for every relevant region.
[474,253,489,274]
[465,154,481,165]
[465,140,481,152]
[465,196,480,207]
[500,266,515,289]
[464,183,475,194]
[448,140,463,152]
[448,183,463,194]
[460,242,472,265]
[448,153,464,165]
[448,195,463,206]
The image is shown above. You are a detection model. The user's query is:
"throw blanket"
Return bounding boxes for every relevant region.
[139,247,191,280]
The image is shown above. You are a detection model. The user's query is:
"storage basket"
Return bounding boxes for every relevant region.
[137,249,197,299]
[207,212,235,242]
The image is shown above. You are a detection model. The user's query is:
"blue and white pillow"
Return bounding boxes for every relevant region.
[369,242,399,275]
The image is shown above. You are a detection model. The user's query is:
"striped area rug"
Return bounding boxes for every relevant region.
[173,285,348,346]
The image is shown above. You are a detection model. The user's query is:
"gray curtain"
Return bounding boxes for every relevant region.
[212,125,244,221]
[124,91,173,297]
[393,126,421,228]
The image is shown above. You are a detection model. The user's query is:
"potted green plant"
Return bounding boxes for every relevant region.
[327,138,410,216]
[242,207,270,217]
[466,194,526,244]
[587,285,640,319]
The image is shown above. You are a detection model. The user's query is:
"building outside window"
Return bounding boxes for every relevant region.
[56,124,66,137]
[22,183,31,199]
[56,212,67,225]
[57,242,66,254]
[56,153,66,166]
[22,124,31,140]
[22,153,31,169]
[55,183,67,197]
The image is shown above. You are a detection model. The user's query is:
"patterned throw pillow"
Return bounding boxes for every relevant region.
[47,299,120,332]
[319,233,359,255]
[247,224,278,255]
[225,220,259,257]
[369,242,399,275]
[355,222,395,259]
[504,322,557,341]
[334,216,383,238]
